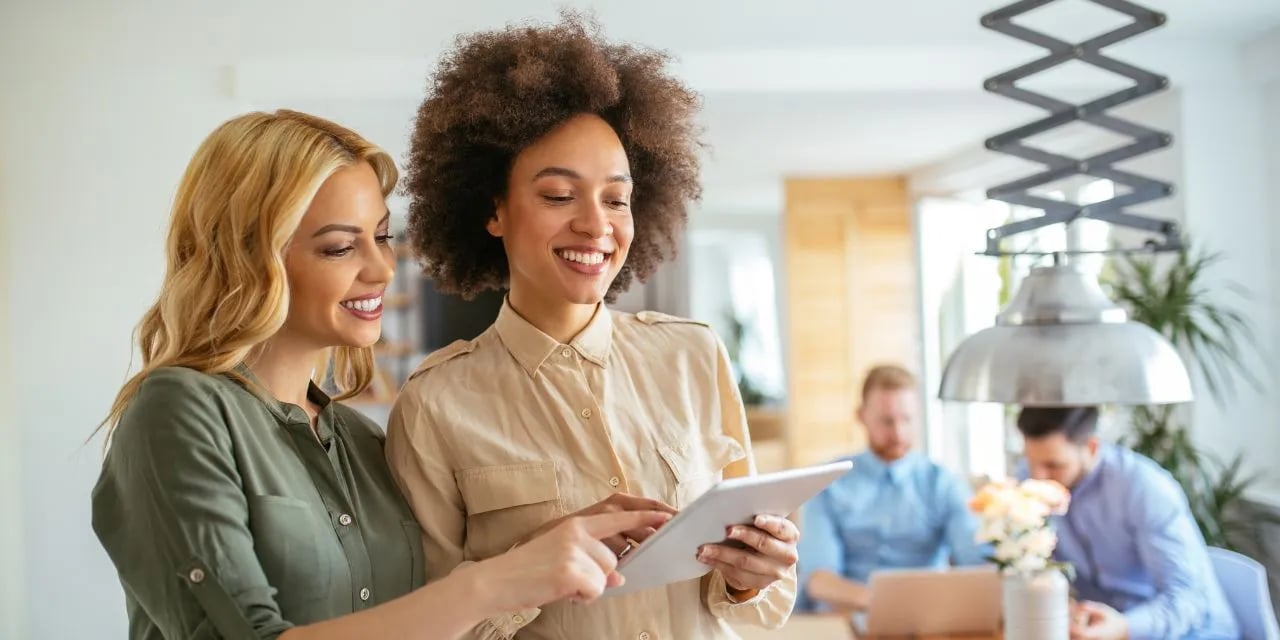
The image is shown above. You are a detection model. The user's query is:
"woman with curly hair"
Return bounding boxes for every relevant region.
[386,14,798,640]
[90,109,672,640]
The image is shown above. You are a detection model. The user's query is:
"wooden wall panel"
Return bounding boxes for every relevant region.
[784,177,919,467]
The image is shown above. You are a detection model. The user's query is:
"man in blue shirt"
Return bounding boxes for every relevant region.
[796,365,988,612]
[1016,407,1238,640]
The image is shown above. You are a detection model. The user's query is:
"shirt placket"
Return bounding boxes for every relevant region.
[558,345,629,497]
[281,408,375,611]
[558,345,667,640]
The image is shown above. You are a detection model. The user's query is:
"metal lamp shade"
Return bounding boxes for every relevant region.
[938,264,1193,406]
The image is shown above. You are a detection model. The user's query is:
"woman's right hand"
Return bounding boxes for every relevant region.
[470,510,673,612]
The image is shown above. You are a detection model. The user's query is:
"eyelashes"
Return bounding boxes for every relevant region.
[540,194,631,209]
[322,233,395,258]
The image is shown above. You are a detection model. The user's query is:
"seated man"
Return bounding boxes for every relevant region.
[797,365,987,612]
[1017,407,1238,640]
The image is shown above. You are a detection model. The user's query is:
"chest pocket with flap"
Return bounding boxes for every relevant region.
[658,434,747,509]
[455,460,562,559]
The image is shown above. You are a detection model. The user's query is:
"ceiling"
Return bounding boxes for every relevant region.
[35,0,1279,213]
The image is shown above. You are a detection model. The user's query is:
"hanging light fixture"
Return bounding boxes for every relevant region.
[938,0,1193,407]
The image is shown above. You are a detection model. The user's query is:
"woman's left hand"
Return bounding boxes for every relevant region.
[696,514,799,592]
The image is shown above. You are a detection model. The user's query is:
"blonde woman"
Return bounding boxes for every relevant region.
[90,110,669,640]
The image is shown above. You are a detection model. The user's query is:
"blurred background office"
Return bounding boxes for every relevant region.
[3,1,1279,637]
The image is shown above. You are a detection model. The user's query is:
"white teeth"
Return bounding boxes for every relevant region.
[342,296,381,313]
[559,250,606,265]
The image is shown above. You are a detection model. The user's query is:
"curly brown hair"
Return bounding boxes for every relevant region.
[403,12,703,301]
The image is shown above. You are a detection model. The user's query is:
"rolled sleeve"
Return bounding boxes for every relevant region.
[90,372,292,639]
[704,565,797,630]
[701,336,797,628]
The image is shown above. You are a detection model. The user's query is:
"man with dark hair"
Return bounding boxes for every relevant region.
[1016,407,1237,640]
[796,365,988,612]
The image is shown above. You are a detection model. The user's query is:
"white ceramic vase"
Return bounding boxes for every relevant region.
[1002,569,1069,640]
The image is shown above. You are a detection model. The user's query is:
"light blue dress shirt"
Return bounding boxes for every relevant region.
[1039,444,1238,639]
[796,451,989,612]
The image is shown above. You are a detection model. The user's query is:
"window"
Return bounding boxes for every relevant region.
[688,222,786,406]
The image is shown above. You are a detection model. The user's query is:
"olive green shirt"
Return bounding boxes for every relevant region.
[92,366,426,639]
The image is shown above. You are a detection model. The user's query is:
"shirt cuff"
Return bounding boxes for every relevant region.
[478,608,540,640]
[707,569,767,611]
[1123,608,1156,640]
[450,559,540,639]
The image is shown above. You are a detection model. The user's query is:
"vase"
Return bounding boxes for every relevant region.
[1002,569,1069,640]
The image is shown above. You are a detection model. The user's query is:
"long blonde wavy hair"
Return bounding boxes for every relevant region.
[97,110,398,440]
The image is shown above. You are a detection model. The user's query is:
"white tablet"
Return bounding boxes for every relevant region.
[606,460,853,597]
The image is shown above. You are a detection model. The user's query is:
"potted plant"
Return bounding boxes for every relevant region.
[970,479,1074,639]
[1107,241,1278,551]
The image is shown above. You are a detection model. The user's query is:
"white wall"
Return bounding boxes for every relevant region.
[1,143,23,640]
[1,6,247,638]
[1242,26,1280,502]
[1269,81,1280,499]
[1180,36,1280,500]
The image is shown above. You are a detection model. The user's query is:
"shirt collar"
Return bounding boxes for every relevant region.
[494,298,613,377]
[229,363,333,429]
[1070,442,1113,497]
[858,450,919,485]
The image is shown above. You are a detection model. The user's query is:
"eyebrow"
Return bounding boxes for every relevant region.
[311,211,391,238]
[533,167,632,184]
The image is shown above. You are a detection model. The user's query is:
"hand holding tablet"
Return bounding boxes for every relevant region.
[607,460,854,596]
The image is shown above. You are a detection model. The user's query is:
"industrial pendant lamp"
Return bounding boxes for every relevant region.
[938,0,1192,407]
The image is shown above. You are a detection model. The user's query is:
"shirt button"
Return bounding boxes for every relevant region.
[188,568,206,584]
[609,476,621,487]
[561,348,573,358]
[338,513,354,526]
[359,587,371,602]
[639,632,651,640]
[512,614,525,624]
[580,408,593,419]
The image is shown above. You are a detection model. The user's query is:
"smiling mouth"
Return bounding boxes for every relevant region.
[340,295,383,318]
[555,248,611,265]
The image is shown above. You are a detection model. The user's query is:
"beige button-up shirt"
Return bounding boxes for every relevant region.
[386,302,796,639]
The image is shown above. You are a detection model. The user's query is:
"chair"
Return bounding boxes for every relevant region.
[1208,546,1280,640]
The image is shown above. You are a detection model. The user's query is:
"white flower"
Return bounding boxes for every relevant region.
[1020,479,1071,515]
[969,479,1070,576]
[1006,496,1050,532]
[994,539,1023,562]
[976,518,1009,544]
[1021,527,1058,558]
[1011,553,1048,576]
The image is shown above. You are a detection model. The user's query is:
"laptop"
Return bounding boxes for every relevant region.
[857,566,1001,637]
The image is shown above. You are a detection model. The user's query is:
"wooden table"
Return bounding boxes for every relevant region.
[734,615,1001,639]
